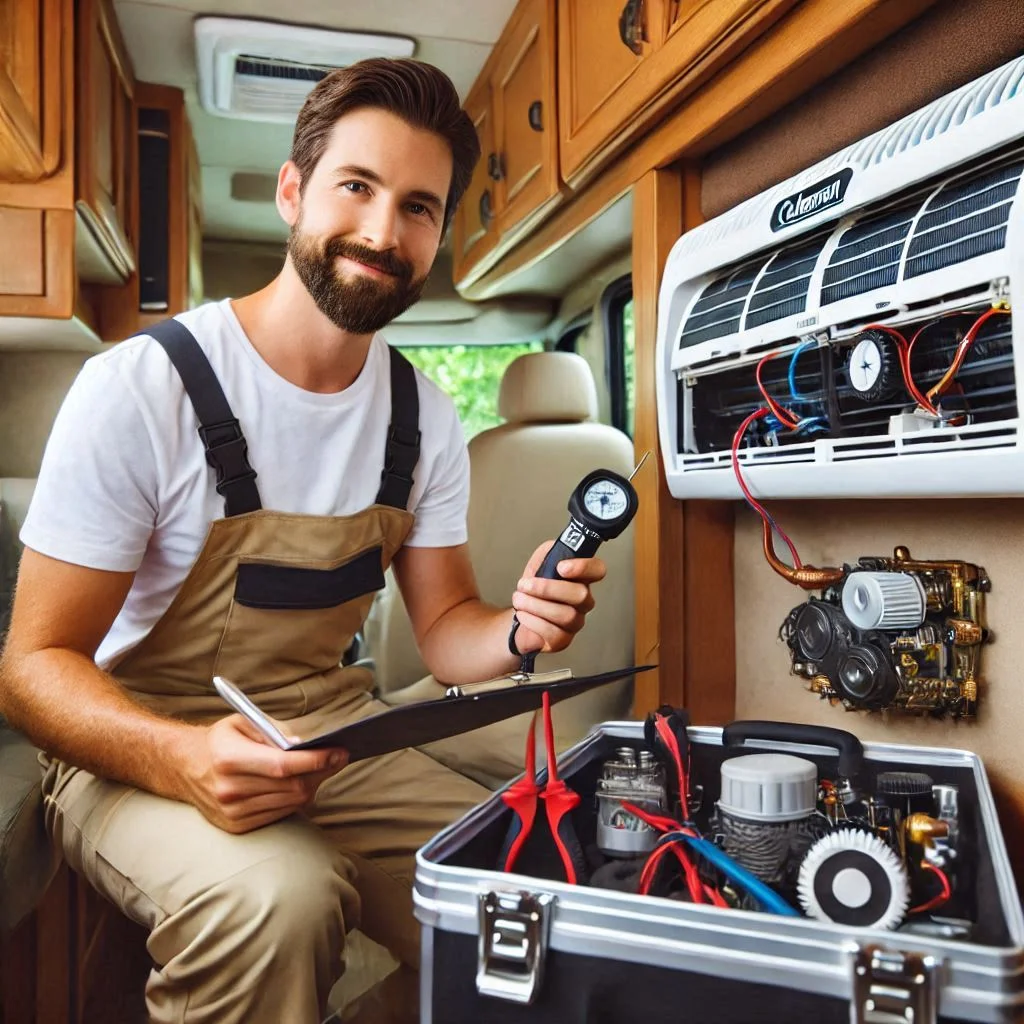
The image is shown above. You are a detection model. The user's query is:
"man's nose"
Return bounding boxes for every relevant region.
[359,198,400,251]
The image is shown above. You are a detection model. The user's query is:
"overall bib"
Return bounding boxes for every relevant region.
[40,319,488,1024]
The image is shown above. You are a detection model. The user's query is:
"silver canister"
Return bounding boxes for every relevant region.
[595,747,667,857]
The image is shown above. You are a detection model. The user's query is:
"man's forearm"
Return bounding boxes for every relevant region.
[417,598,521,684]
[0,647,195,799]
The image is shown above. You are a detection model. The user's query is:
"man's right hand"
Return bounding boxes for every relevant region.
[177,715,349,834]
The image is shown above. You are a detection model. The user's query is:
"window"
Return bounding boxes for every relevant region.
[602,275,635,437]
[398,342,544,439]
[555,314,591,353]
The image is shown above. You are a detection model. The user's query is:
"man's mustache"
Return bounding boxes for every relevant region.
[323,238,413,282]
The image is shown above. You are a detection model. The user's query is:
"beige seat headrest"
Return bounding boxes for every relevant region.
[498,352,598,424]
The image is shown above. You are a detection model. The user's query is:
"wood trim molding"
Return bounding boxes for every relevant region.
[631,166,683,715]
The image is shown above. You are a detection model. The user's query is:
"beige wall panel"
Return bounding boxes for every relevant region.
[0,351,88,477]
[733,499,1024,871]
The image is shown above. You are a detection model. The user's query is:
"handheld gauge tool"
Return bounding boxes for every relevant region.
[509,454,647,673]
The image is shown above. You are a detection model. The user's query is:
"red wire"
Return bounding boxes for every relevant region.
[926,307,1009,403]
[909,861,952,914]
[731,408,803,569]
[655,714,688,806]
[755,352,799,429]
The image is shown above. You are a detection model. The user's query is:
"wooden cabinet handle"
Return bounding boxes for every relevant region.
[618,0,645,56]
[528,101,543,132]
[487,152,504,181]
[479,189,493,228]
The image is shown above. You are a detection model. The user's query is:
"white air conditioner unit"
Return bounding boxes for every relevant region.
[194,18,416,123]
[656,55,1024,500]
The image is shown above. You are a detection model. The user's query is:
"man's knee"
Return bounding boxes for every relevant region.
[150,834,358,977]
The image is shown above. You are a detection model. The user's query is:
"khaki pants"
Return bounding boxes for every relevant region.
[42,742,489,1024]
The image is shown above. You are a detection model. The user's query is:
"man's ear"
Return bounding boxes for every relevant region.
[276,161,302,227]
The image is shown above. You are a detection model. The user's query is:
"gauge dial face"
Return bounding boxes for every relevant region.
[582,479,629,520]
[849,336,883,394]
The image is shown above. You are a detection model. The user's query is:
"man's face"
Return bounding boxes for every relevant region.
[283,108,452,335]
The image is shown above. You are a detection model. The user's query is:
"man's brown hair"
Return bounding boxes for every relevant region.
[291,58,480,231]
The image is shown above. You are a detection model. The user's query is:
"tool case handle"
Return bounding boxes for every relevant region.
[722,720,864,782]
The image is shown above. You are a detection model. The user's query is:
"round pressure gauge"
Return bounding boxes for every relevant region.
[582,478,630,521]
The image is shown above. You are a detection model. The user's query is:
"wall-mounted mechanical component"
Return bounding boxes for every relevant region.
[781,547,990,717]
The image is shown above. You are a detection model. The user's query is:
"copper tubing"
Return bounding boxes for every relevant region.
[762,519,844,589]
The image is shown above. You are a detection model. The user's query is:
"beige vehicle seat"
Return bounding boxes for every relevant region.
[0,478,62,932]
[371,351,636,788]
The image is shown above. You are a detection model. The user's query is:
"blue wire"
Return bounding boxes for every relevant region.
[788,340,818,401]
[659,832,801,917]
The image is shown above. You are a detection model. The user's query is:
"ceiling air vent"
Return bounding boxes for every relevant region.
[195,18,415,123]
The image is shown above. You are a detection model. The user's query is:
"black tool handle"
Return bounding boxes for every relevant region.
[536,527,601,581]
[722,720,864,782]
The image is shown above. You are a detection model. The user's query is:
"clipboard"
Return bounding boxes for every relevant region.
[213,665,654,762]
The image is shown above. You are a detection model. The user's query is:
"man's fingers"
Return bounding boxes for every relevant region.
[214,719,347,779]
[553,556,607,584]
[512,610,571,653]
[512,590,585,631]
[522,541,555,580]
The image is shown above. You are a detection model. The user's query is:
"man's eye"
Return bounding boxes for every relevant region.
[407,202,428,216]
[342,181,368,194]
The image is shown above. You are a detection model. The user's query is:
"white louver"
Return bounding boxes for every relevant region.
[195,18,415,123]
[656,54,1024,500]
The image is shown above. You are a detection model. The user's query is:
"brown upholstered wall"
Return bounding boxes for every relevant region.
[696,0,1024,877]
[702,0,1024,219]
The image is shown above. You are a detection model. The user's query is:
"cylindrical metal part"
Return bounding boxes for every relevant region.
[842,571,927,630]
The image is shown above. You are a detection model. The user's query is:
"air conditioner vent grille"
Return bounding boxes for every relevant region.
[904,156,1024,279]
[820,203,917,305]
[235,56,334,82]
[745,237,825,330]
[680,263,761,348]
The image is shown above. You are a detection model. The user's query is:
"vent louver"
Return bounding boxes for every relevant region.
[679,261,762,349]
[904,155,1024,279]
[745,236,826,330]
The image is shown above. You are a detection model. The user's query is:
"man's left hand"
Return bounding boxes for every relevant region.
[510,541,607,655]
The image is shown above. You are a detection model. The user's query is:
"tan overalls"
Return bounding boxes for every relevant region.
[40,319,489,1023]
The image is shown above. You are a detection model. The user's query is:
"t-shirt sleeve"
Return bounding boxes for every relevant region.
[19,355,158,572]
[403,392,469,548]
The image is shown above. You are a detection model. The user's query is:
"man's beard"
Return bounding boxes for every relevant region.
[288,225,426,335]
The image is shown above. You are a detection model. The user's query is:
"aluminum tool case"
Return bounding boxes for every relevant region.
[414,722,1024,1023]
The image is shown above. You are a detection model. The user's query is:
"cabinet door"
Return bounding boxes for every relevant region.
[76,0,135,282]
[558,0,655,186]
[453,82,498,281]
[492,0,559,235]
[0,0,62,181]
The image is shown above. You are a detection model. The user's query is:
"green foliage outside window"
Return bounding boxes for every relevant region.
[623,298,635,439]
[398,342,544,439]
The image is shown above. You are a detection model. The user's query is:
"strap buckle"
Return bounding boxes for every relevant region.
[199,417,258,495]
[382,424,421,480]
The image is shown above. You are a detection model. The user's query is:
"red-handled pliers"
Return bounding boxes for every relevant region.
[498,691,588,884]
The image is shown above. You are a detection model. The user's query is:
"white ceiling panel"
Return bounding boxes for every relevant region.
[117,0,517,46]
[115,0,508,242]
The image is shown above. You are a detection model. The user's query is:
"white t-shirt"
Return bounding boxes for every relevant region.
[21,299,469,667]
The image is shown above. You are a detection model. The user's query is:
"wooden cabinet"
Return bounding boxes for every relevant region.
[491,0,559,234]
[98,82,202,341]
[452,0,559,283]
[0,0,200,343]
[558,0,799,186]
[0,0,62,182]
[75,0,135,283]
[453,83,498,279]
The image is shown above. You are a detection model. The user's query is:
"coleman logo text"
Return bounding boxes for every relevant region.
[770,168,853,232]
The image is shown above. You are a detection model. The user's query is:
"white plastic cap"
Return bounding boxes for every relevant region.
[841,571,926,631]
[718,753,817,823]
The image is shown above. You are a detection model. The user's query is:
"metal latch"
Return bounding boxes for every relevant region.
[852,945,939,1023]
[476,890,554,1004]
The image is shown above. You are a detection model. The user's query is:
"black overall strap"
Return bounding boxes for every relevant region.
[375,346,421,510]
[144,319,261,517]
